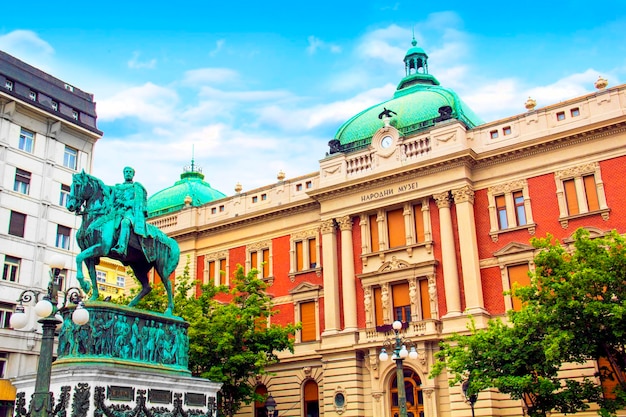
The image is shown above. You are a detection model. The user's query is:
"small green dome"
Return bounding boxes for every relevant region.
[329,39,483,154]
[147,163,226,218]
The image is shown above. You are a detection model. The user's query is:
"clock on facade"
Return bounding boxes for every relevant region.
[381,135,393,148]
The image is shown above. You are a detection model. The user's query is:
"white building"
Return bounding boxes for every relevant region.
[0,50,101,416]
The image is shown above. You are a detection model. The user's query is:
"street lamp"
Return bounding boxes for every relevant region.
[10,256,89,417]
[264,394,278,417]
[378,320,419,417]
[461,379,478,417]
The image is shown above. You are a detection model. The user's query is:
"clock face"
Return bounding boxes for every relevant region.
[381,136,393,149]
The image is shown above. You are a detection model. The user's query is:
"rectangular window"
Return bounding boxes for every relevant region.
[261,193,267,201]
[387,208,405,248]
[306,181,313,189]
[374,287,384,327]
[63,146,78,170]
[252,196,258,203]
[13,168,31,194]
[392,282,411,323]
[419,279,431,320]
[211,207,217,214]
[296,184,303,191]
[508,264,530,311]
[0,307,12,329]
[59,184,71,207]
[29,91,37,101]
[563,178,579,215]
[2,256,20,282]
[295,238,316,272]
[413,204,425,243]
[56,225,71,249]
[117,276,125,287]
[5,80,13,91]
[490,130,499,139]
[571,108,580,117]
[72,110,79,120]
[51,101,58,111]
[583,174,600,211]
[495,195,508,229]
[0,352,7,378]
[96,270,106,283]
[513,190,527,226]
[219,205,224,212]
[556,111,566,121]
[300,301,316,342]
[262,248,270,278]
[503,126,512,135]
[369,214,379,252]
[208,260,216,285]
[295,241,303,271]
[219,259,227,285]
[251,251,258,271]
[19,128,34,153]
[9,211,26,237]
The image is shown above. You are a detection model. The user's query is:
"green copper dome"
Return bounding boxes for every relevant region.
[329,38,483,154]
[147,161,226,218]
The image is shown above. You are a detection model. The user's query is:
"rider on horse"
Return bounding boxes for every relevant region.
[111,166,149,257]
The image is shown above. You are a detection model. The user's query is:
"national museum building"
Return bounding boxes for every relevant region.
[148,41,626,417]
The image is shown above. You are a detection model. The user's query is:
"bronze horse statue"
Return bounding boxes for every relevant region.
[67,171,179,315]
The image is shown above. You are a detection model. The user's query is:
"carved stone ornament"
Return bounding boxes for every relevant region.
[320,219,336,234]
[334,387,348,414]
[380,256,410,272]
[554,162,599,179]
[452,185,475,204]
[337,215,353,231]
[247,240,271,251]
[433,191,451,209]
[488,180,527,195]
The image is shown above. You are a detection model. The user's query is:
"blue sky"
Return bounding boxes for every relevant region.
[2,1,625,196]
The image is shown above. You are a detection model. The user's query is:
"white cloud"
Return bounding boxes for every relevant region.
[0,30,54,70]
[97,82,179,123]
[306,35,342,55]
[182,68,240,86]
[128,51,157,69]
[209,39,225,57]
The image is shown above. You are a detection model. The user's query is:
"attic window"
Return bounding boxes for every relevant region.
[490,130,499,139]
[211,207,217,214]
[64,84,74,92]
[556,111,565,121]
[219,205,224,212]
[306,181,313,189]
[296,184,303,191]
[503,126,512,136]
[571,108,580,117]
[252,196,258,203]
[261,193,267,201]
[29,91,37,101]
[5,80,13,91]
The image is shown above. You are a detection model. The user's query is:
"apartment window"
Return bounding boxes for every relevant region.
[96,270,106,283]
[503,126,512,136]
[306,181,313,189]
[19,128,34,153]
[0,305,13,329]
[9,211,26,237]
[296,183,303,191]
[300,301,316,342]
[5,80,13,91]
[487,180,535,240]
[207,255,228,286]
[59,184,71,207]
[556,111,566,121]
[2,256,20,282]
[571,107,580,117]
[555,163,608,226]
[490,130,499,139]
[249,243,271,279]
[51,101,58,111]
[56,225,71,249]
[392,283,411,323]
[507,264,530,311]
[13,168,31,194]
[211,207,217,214]
[290,231,319,277]
[219,205,225,212]
[252,196,258,203]
[29,91,37,101]
[72,110,79,120]
[63,146,78,169]
[261,193,267,201]
[117,276,125,287]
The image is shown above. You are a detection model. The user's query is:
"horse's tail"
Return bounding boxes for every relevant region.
[152,233,181,280]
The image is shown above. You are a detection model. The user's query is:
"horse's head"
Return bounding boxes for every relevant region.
[67,170,95,214]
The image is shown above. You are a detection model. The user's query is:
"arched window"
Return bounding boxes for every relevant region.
[390,369,423,417]
[254,385,268,417]
[303,380,319,417]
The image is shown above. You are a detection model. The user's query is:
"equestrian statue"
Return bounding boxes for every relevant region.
[66,167,180,315]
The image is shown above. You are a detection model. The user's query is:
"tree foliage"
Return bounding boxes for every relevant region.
[431,228,626,416]
[116,261,297,417]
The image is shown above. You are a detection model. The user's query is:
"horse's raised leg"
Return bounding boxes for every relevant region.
[85,258,99,301]
[75,243,105,300]
[128,263,152,308]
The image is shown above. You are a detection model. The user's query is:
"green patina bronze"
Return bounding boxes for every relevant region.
[67,168,180,315]
[55,303,190,375]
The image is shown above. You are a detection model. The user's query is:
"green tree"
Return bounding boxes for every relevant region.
[432,228,626,416]
[119,262,297,417]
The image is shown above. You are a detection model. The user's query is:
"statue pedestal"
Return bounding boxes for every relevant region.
[12,303,221,416]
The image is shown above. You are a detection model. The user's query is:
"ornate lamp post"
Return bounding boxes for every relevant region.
[264,394,278,417]
[378,320,419,417]
[10,256,89,417]
[461,379,478,417]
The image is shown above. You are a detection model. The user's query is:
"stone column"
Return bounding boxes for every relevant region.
[337,215,358,331]
[433,191,461,316]
[452,185,485,313]
[321,219,341,334]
